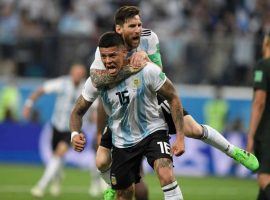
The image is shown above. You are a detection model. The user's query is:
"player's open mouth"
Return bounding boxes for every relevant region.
[107,66,117,74]
[132,36,140,41]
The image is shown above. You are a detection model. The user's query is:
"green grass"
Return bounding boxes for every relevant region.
[0,164,258,200]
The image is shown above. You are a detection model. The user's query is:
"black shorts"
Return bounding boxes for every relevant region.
[157,94,189,135]
[254,139,270,173]
[100,127,113,149]
[110,130,172,190]
[52,126,71,151]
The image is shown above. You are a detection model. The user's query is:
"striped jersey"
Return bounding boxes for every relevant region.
[90,29,162,70]
[82,62,168,148]
[43,76,84,132]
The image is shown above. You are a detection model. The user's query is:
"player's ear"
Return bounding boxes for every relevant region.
[115,25,122,34]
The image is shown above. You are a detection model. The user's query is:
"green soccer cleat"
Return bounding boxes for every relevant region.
[231,147,259,171]
[103,188,116,200]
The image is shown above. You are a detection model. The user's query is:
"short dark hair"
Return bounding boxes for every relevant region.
[114,6,140,26]
[98,32,125,48]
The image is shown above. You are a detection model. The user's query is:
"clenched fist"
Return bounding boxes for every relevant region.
[71,133,86,152]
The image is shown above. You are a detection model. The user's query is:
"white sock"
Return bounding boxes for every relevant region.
[201,125,234,156]
[37,156,62,190]
[52,163,63,183]
[162,181,183,200]
[99,167,111,186]
[90,168,99,183]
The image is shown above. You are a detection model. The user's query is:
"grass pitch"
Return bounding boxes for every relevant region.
[0,164,257,200]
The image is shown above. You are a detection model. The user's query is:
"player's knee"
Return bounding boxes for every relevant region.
[158,170,175,186]
[154,158,175,186]
[54,142,69,157]
[183,121,203,139]
[95,147,111,171]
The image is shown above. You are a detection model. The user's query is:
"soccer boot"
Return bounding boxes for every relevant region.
[49,179,61,197]
[30,185,45,198]
[231,147,259,171]
[103,188,116,200]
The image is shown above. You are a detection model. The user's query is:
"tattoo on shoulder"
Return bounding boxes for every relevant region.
[90,67,139,88]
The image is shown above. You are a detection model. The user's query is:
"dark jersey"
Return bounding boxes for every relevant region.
[253,57,270,141]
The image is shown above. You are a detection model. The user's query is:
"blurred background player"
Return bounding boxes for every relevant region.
[247,33,270,200]
[22,63,86,197]
[90,7,259,200]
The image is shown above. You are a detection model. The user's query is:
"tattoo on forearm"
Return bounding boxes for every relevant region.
[90,66,141,88]
[170,98,184,132]
[158,79,184,134]
[70,96,91,132]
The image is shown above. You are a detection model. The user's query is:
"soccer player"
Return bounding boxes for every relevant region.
[90,7,259,196]
[70,32,185,200]
[247,33,270,200]
[23,64,86,197]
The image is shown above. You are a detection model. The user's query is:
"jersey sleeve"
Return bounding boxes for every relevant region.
[147,31,163,67]
[82,77,99,102]
[90,47,106,70]
[43,77,64,93]
[253,61,268,91]
[144,63,167,91]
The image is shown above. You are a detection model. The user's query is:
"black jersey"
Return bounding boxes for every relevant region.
[253,57,270,141]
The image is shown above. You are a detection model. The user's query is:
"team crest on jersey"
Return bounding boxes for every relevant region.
[111,175,117,185]
[133,78,141,88]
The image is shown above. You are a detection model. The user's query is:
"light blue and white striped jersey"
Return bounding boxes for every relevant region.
[43,76,84,131]
[82,62,168,148]
[90,29,161,70]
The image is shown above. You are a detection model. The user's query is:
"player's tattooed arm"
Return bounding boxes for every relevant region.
[70,95,92,132]
[158,79,184,134]
[90,65,144,88]
[158,79,185,156]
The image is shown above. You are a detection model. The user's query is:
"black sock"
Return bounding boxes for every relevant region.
[257,189,266,200]
[264,184,270,200]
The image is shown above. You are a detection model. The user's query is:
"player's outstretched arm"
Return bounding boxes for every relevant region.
[157,79,185,157]
[90,64,144,88]
[70,95,92,152]
[22,87,45,119]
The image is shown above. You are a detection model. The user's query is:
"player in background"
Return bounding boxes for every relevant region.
[71,32,185,200]
[23,64,86,198]
[90,7,259,196]
[247,33,270,200]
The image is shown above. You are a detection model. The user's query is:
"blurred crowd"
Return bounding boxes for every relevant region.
[0,0,270,85]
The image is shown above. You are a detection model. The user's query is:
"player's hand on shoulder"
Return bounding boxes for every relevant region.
[71,133,86,152]
[130,51,148,70]
[171,133,185,157]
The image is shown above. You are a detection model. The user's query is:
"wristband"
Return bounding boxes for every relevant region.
[71,131,79,142]
[25,99,34,107]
